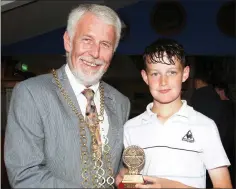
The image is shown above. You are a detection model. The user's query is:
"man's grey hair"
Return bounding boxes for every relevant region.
[66,4,122,51]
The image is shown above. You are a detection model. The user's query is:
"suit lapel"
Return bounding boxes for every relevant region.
[103,82,120,158]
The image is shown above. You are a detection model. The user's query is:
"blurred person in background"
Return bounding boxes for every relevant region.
[214,82,235,188]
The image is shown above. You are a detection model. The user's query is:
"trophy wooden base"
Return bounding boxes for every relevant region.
[122,175,144,188]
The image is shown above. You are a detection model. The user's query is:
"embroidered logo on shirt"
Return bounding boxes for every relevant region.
[182,130,194,143]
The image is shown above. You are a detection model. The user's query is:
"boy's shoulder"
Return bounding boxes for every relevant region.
[187,104,216,127]
[124,111,149,129]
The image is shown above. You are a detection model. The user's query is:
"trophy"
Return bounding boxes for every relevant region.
[121,145,145,188]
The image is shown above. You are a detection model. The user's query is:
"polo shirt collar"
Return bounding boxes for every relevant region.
[143,100,189,120]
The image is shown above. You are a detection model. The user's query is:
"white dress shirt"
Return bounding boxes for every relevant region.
[65,64,109,146]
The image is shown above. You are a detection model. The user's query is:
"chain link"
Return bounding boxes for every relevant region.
[103,134,115,188]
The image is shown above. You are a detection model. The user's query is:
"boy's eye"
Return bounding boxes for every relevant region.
[167,71,177,76]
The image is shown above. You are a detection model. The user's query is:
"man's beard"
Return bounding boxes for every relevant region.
[67,53,106,86]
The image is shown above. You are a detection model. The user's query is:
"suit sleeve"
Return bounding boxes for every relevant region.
[125,97,131,122]
[4,82,79,188]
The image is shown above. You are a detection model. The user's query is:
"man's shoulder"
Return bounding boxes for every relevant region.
[191,86,220,102]
[102,81,128,101]
[14,73,53,92]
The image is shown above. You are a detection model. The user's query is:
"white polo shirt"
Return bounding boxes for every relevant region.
[124,100,230,188]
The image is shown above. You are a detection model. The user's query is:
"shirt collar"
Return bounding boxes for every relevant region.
[65,64,99,96]
[144,100,189,119]
[175,100,189,118]
[146,102,156,117]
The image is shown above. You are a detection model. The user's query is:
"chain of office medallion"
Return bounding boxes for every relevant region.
[52,69,114,188]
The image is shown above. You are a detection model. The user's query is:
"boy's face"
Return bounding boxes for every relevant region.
[141,53,189,104]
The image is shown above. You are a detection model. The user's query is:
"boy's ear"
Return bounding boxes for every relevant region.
[63,31,71,52]
[141,69,148,85]
[182,66,190,82]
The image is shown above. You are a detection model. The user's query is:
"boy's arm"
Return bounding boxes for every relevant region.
[208,166,232,188]
[135,167,232,189]
[199,119,231,188]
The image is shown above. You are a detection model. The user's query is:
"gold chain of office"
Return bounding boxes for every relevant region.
[52,69,114,188]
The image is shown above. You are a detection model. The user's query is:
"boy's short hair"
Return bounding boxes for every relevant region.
[143,38,186,70]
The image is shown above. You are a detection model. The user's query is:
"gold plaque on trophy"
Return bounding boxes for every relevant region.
[122,145,145,188]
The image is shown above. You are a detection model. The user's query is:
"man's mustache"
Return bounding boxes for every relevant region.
[79,56,105,66]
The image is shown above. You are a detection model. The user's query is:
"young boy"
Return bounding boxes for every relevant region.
[116,38,232,188]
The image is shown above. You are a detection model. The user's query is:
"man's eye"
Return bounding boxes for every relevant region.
[101,43,110,48]
[151,73,158,76]
[83,38,91,43]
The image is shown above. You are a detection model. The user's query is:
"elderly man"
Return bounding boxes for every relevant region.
[4,4,130,188]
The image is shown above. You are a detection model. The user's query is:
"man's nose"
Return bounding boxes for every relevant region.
[89,43,100,59]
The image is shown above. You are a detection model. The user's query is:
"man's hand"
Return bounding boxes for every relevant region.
[135,176,193,188]
[115,168,128,187]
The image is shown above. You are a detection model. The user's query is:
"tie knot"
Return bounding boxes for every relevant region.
[82,89,95,100]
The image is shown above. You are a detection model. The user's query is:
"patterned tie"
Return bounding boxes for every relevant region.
[82,89,102,158]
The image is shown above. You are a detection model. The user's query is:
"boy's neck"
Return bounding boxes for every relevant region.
[151,98,183,123]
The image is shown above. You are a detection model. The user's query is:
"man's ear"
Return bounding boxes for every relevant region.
[63,31,71,52]
[182,66,190,82]
[141,69,149,85]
